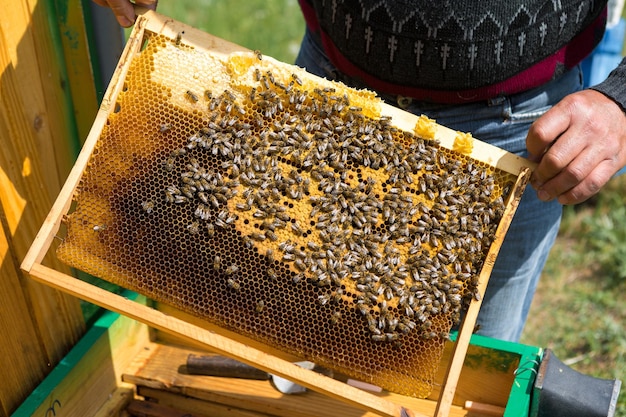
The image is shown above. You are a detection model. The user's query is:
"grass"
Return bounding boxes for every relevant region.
[521,174,626,416]
[133,2,625,413]
[157,0,304,64]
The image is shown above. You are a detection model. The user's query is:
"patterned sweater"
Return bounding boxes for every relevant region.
[299,0,612,103]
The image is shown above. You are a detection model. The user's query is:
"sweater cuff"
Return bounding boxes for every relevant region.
[589,56,626,112]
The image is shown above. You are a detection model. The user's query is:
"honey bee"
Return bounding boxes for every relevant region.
[266,268,278,280]
[227,278,241,290]
[255,300,266,313]
[306,241,320,251]
[250,232,266,241]
[291,73,303,86]
[209,194,221,209]
[174,195,188,204]
[185,90,199,103]
[294,259,307,272]
[385,332,400,342]
[291,222,303,236]
[254,49,263,60]
[262,230,276,241]
[225,263,239,275]
[421,331,438,340]
[187,222,200,234]
[317,294,330,306]
[279,240,295,253]
[253,209,267,219]
[213,255,222,271]
[141,200,155,214]
[163,156,176,172]
[241,235,254,249]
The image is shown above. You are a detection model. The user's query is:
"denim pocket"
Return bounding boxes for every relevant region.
[504,102,552,124]
[504,65,584,124]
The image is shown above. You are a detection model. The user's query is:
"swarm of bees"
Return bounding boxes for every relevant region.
[160,62,508,344]
[58,33,515,398]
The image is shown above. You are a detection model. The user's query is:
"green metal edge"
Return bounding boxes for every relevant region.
[465,333,543,417]
[10,291,139,417]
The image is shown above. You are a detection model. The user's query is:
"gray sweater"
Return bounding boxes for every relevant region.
[299,0,624,105]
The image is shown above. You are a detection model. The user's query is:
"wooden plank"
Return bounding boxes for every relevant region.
[127,399,210,417]
[93,387,135,417]
[133,391,271,417]
[0,215,46,417]
[0,1,88,413]
[3,0,73,198]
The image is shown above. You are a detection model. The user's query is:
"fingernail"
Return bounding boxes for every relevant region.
[118,15,133,27]
[537,189,551,201]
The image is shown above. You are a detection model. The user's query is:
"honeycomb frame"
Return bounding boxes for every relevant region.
[22,9,534,417]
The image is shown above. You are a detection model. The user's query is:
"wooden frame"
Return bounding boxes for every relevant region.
[21,9,534,417]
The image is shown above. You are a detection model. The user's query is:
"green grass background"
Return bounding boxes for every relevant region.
[158,0,304,64]
[153,2,625,414]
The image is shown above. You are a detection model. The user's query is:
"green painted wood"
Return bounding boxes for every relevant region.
[465,333,542,417]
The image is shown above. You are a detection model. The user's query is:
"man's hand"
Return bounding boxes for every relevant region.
[526,89,626,205]
[92,0,158,27]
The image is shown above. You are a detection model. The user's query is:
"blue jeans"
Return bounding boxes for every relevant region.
[296,29,579,342]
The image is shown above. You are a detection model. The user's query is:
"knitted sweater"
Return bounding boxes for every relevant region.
[299,0,610,103]
[592,57,626,111]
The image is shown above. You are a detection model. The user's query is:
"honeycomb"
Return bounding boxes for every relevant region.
[56,31,517,398]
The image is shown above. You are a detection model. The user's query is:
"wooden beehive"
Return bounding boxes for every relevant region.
[21,8,534,417]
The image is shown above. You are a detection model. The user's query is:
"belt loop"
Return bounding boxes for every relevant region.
[397,95,413,109]
[487,96,506,107]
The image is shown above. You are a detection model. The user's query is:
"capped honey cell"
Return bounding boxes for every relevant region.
[56,31,517,398]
